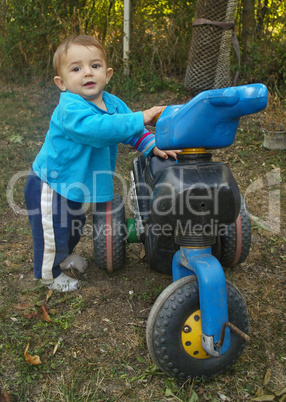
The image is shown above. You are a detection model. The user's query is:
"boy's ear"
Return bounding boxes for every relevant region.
[106,68,113,84]
[54,76,67,91]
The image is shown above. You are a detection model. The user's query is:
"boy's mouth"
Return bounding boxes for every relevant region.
[83,81,96,87]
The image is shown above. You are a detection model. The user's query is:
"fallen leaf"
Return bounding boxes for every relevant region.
[263,369,271,385]
[4,389,10,402]
[256,387,264,397]
[24,311,39,319]
[139,248,145,259]
[0,388,10,402]
[275,387,286,397]
[15,303,31,310]
[46,289,53,302]
[251,395,275,401]
[41,304,51,322]
[217,391,231,401]
[52,344,59,356]
[24,343,42,365]
[52,337,62,356]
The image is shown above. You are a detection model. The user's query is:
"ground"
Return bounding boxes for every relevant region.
[0,83,285,401]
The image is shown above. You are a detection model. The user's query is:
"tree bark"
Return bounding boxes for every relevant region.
[241,0,256,60]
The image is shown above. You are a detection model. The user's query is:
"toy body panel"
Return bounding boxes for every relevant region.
[156,84,268,149]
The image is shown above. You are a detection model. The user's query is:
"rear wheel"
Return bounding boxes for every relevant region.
[215,195,251,267]
[93,194,126,272]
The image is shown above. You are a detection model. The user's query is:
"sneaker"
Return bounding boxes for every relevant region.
[60,254,88,273]
[41,273,80,292]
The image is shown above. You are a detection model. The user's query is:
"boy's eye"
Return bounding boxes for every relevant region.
[72,67,80,72]
[92,64,100,69]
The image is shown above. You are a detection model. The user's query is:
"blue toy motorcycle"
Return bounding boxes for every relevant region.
[93,83,268,380]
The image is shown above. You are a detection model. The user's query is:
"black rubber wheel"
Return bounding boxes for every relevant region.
[93,194,126,272]
[218,195,251,267]
[146,276,248,380]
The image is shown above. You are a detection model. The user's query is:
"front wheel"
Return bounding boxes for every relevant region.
[146,276,248,380]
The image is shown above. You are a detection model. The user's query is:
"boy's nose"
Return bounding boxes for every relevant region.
[84,67,93,76]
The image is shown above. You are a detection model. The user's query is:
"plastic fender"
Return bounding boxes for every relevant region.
[172,247,231,354]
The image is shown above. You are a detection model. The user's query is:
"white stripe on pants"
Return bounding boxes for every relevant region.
[41,182,56,281]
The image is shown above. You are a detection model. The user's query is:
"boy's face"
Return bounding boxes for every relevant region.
[54,44,113,107]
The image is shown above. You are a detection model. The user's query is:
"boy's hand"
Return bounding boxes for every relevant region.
[152,146,181,160]
[142,106,166,126]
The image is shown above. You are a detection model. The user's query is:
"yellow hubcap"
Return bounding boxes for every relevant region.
[181,310,210,359]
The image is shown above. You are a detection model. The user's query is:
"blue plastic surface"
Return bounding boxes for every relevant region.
[172,247,231,354]
[155,84,268,150]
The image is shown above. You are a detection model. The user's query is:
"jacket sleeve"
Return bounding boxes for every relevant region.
[61,101,145,148]
[110,95,156,157]
[123,129,156,157]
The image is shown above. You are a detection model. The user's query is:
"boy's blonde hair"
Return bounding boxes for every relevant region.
[53,35,108,75]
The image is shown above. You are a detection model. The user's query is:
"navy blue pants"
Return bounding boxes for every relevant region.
[24,171,86,281]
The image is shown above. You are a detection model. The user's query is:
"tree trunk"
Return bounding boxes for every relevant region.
[241,0,256,60]
[184,0,238,95]
[257,0,269,37]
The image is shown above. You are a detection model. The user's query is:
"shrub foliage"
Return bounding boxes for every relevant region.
[0,0,285,90]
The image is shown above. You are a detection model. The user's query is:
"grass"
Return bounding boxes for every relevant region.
[0,79,285,401]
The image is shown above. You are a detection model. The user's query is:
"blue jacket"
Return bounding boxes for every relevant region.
[32,91,155,203]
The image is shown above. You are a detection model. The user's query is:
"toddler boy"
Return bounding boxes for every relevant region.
[24,35,178,292]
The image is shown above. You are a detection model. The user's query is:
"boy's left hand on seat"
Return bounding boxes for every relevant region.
[152,146,181,160]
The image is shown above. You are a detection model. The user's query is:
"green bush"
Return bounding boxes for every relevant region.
[0,0,194,87]
[240,36,286,90]
[1,0,286,93]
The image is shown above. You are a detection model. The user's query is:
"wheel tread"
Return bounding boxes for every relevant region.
[220,195,251,267]
[93,194,126,272]
[146,277,248,380]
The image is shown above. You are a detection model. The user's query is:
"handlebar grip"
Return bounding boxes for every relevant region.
[152,110,164,125]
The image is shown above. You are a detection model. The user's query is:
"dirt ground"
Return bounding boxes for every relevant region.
[0,85,285,401]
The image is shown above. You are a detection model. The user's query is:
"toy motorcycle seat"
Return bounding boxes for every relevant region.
[144,155,176,189]
[155,83,268,150]
[144,152,213,189]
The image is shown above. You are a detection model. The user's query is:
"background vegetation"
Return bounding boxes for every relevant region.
[0,0,286,92]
